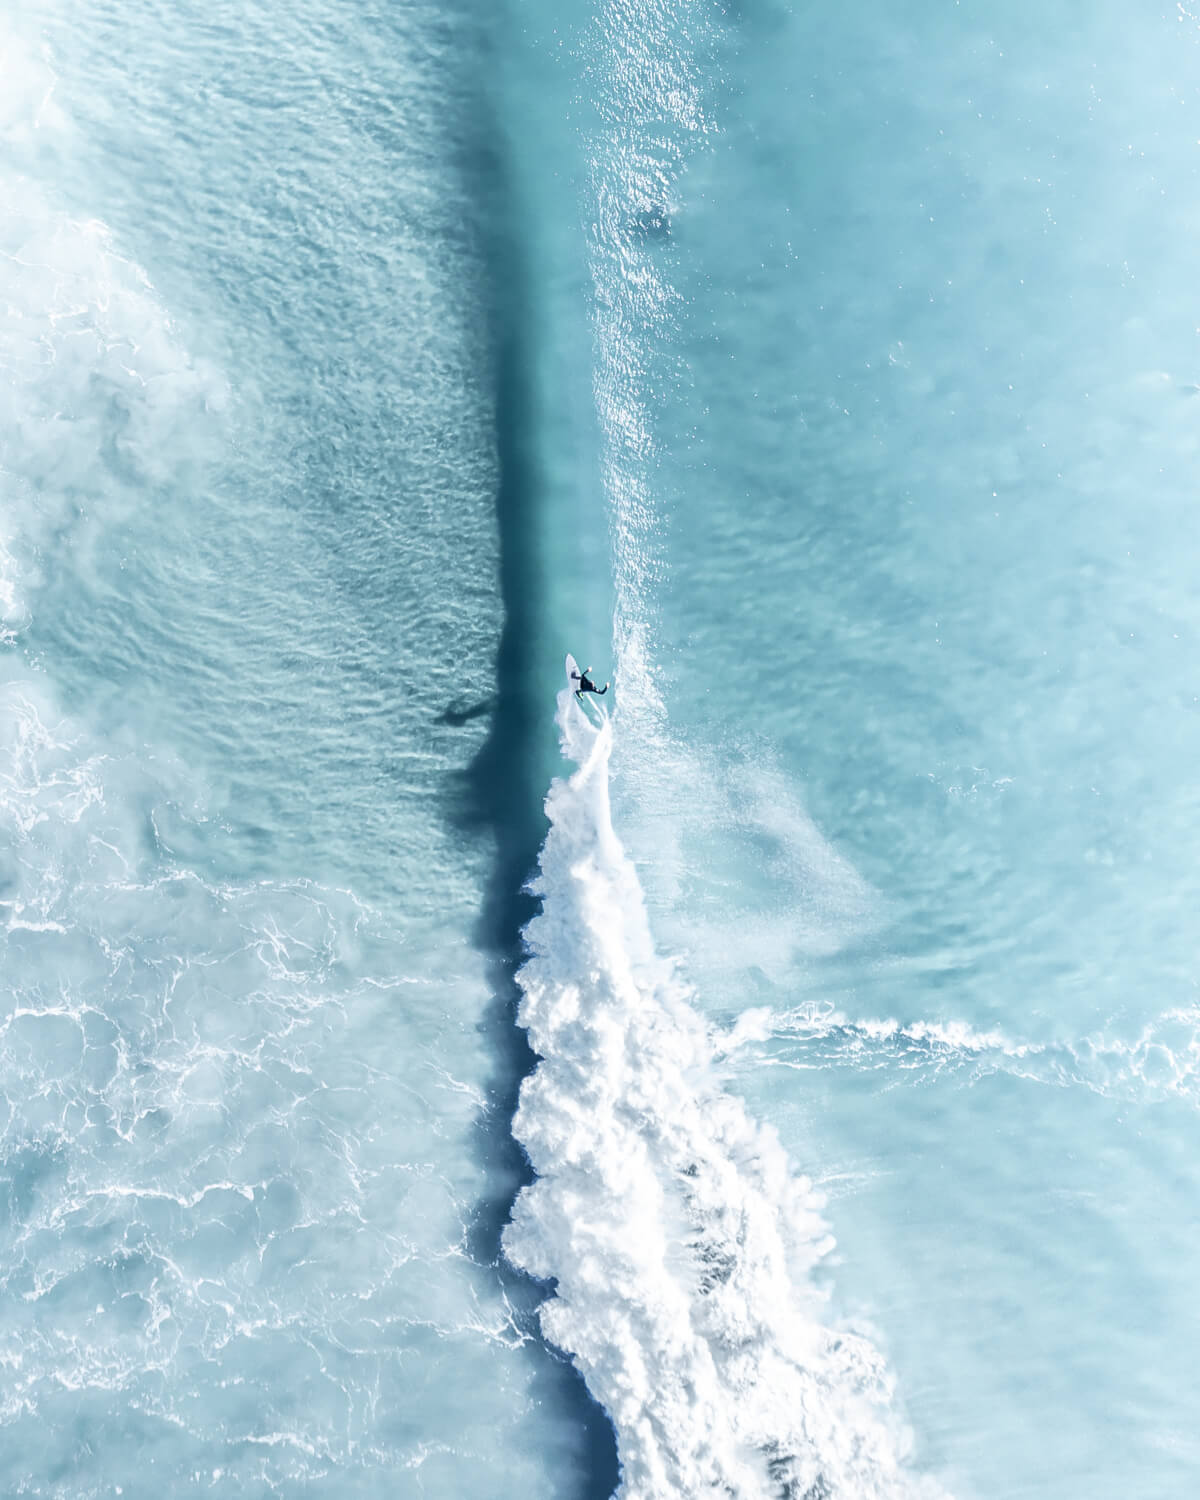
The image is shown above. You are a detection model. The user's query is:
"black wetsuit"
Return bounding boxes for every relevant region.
[572,667,608,697]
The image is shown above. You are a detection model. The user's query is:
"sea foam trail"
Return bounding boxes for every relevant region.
[738,1003,1200,1110]
[505,688,945,1500]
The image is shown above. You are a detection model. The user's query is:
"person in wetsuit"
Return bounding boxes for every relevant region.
[571,664,608,698]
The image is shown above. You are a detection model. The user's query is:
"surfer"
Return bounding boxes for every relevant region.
[571,664,608,698]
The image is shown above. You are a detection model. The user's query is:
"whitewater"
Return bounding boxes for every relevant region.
[499,0,1200,1493]
[507,685,942,1499]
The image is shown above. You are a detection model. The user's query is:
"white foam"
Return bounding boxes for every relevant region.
[0,24,66,148]
[0,25,226,634]
[533,5,950,1489]
[506,690,946,1499]
[744,1001,1200,1109]
[771,1008,1040,1059]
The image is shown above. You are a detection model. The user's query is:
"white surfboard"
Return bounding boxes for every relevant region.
[566,653,610,704]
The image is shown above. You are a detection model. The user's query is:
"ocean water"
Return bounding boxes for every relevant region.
[0,3,605,1494]
[4,0,1200,1497]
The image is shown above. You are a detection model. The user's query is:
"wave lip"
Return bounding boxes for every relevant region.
[505,687,945,1500]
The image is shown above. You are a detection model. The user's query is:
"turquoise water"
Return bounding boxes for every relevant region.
[0,4,602,1494]
[4,0,1200,1496]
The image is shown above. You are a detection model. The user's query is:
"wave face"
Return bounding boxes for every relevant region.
[497,0,1200,1493]
[506,690,940,1500]
[502,0,1200,1493]
[500,4,943,1493]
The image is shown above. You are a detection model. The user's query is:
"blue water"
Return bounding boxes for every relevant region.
[4,0,1200,1496]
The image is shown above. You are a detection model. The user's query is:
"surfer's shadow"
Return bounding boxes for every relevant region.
[435,697,494,728]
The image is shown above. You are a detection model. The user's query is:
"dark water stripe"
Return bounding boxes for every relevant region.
[447,73,622,1500]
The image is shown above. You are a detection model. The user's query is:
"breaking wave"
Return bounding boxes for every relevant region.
[505,687,946,1500]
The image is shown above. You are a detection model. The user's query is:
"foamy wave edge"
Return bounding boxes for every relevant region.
[504,688,948,1500]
